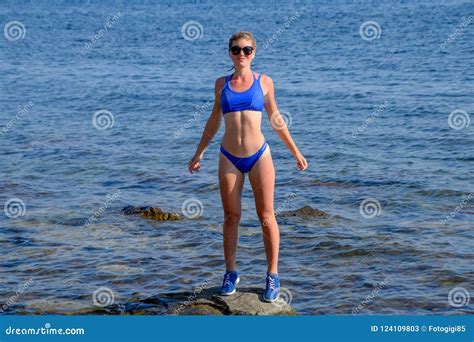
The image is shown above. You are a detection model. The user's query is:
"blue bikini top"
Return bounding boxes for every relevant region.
[220,72,265,115]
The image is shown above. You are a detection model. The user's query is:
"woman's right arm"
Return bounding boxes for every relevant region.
[188,77,225,174]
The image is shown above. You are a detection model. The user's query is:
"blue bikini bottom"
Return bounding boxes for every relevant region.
[220,141,268,174]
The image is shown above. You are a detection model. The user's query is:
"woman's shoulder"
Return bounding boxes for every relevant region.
[214,75,228,96]
[215,75,228,87]
[258,72,273,86]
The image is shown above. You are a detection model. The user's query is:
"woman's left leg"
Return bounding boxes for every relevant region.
[248,145,279,274]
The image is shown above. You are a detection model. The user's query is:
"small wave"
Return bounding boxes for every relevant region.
[97,264,144,275]
[309,179,356,188]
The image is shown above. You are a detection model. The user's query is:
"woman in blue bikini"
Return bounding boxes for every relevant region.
[188,31,308,302]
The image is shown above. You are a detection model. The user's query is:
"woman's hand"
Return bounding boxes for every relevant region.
[188,154,203,174]
[294,152,308,171]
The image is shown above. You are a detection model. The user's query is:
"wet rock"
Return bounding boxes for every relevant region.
[13,287,295,316]
[177,304,224,315]
[277,205,330,218]
[122,205,181,221]
[164,286,295,316]
[212,288,295,315]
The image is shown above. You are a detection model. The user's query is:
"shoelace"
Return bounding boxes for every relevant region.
[223,273,233,286]
[267,277,276,291]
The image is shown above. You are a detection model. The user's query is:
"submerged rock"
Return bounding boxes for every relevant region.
[122,205,181,221]
[277,205,330,218]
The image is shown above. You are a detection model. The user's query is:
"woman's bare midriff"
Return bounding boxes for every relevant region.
[221,109,265,157]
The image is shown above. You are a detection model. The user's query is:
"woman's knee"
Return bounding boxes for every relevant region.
[257,210,276,227]
[224,211,241,225]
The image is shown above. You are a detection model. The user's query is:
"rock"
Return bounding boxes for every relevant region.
[165,286,295,316]
[177,304,224,315]
[15,287,295,316]
[212,287,295,315]
[122,205,181,221]
[277,205,330,218]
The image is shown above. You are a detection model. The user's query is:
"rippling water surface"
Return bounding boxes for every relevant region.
[0,0,473,315]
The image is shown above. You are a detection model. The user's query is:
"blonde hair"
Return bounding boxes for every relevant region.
[228,31,257,50]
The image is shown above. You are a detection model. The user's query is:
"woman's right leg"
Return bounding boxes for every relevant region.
[218,153,245,272]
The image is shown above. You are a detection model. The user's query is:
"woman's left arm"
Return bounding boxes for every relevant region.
[263,75,308,171]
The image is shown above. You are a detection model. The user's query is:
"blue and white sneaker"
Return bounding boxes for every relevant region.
[219,271,240,295]
[264,272,280,302]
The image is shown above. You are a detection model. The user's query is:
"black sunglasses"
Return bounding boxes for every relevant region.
[229,46,254,56]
